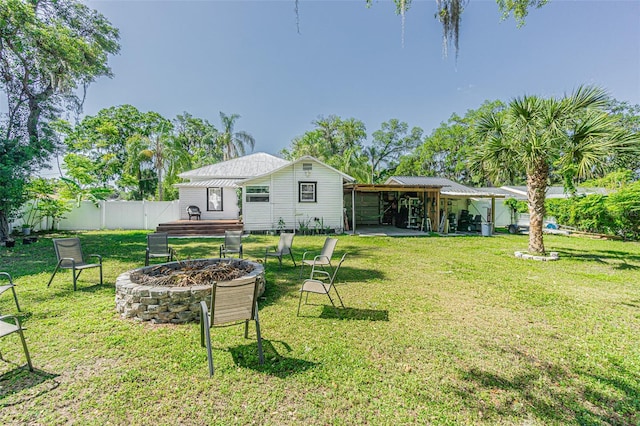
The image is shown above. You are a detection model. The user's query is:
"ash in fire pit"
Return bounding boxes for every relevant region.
[116,258,264,324]
[130,259,254,287]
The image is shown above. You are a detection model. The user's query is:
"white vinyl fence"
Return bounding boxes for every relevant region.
[10,200,180,233]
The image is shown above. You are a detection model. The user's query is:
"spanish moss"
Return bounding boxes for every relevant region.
[436,0,467,59]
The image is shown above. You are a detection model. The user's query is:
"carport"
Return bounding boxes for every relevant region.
[343,183,443,235]
[344,178,504,236]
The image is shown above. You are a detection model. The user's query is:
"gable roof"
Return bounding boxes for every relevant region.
[241,155,355,185]
[178,152,289,180]
[385,176,497,197]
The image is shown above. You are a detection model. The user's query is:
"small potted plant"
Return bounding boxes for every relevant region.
[21,223,31,236]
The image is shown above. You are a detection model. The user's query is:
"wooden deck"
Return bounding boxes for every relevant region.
[155,219,243,237]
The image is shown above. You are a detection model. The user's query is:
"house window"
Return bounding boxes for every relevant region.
[299,181,317,203]
[207,187,223,211]
[246,186,270,202]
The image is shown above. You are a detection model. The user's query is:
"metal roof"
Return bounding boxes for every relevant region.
[242,155,355,185]
[178,152,290,180]
[385,176,497,197]
[173,179,240,188]
[495,186,610,200]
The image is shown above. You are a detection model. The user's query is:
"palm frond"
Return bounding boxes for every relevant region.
[568,85,609,111]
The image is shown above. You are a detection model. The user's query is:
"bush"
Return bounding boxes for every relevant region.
[546,183,640,239]
[605,181,640,239]
[546,195,613,234]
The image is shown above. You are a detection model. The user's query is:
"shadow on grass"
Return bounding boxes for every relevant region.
[454,345,640,424]
[577,360,640,425]
[620,299,640,309]
[0,367,60,408]
[318,306,389,321]
[43,280,111,296]
[229,340,316,378]
[557,247,640,269]
[259,265,384,309]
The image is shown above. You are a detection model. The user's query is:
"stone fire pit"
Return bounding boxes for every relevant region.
[115,258,264,324]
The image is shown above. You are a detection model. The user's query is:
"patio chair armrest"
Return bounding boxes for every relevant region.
[88,254,102,264]
[0,314,20,324]
[60,257,76,267]
[310,269,330,281]
[301,251,313,262]
[0,272,12,282]
[313,255,329,263]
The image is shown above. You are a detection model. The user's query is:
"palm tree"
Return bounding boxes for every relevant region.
[474,86,637,255]
[137,114,175,201]
[217,112,255,161]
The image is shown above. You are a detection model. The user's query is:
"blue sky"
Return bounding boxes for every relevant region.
[82,0,640,156]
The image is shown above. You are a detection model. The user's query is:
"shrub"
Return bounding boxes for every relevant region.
[546,195,614,234]
[605,181,640,239]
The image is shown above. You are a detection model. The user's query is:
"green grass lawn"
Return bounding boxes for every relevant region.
[0,231,639,425]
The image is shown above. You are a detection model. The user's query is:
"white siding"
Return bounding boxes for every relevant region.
[242,176,273,231]
[178,187,239,220]
[243,160,345,232]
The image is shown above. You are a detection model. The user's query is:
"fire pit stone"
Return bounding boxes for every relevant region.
[115,258,264,324]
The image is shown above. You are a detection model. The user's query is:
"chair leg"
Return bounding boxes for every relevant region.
[204,323,213,377]
[11,287,21,312]
[99,264,103,286]
[200,301,214,376]
[332,286,345,308]
[73,267,79,291]
[145,252,150,266]
[244,319,249,338]
[16,325,33,371]
[254,308,264,365]
[47,262,62,287]
[297,290,304,316]
[325,292,340,316]
[299,263,305,279]
[290,252,297,268]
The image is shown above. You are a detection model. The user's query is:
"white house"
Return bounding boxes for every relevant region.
[174,153,289,221]
[175,153,354,232]
[240,156,354,232]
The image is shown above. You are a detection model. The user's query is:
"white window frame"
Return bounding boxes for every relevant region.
[207,187,223,211]
[246,185,270,203]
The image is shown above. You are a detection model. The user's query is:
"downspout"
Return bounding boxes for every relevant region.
[435,191,441,233]
[491,197,496,232]
[351,187,356,235]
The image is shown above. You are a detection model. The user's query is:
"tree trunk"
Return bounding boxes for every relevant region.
[527,161,549,255]
[0,211,9,241]
[157,167,163,201]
